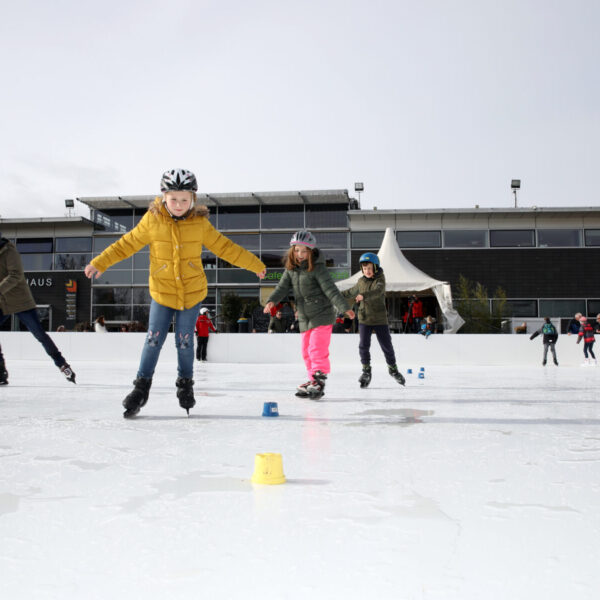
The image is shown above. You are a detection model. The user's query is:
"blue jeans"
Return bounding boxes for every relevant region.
[137,300,200,379]
[0,309,67,368]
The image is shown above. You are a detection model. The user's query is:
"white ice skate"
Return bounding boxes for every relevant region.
[581,358,590,367]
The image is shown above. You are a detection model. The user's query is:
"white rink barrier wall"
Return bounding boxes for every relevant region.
[0,331,591,367]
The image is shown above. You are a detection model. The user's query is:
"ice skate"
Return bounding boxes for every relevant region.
[176,377,196,415]
[581,358,590,367]
[358,364,372,388]
[60,363,76,384]
[306,370,327,399]
[0,359,8,385]
[122,377,152,418]
[295,380,313,397]
[388,364,406,386]
[553,358,559,366]
[542,359,547,366]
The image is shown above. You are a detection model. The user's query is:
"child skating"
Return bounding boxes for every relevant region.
[263,230,354,399]
[340,253,405,387]
[85,168,266,417]
[576,316,596,366]
[529,317,559,366]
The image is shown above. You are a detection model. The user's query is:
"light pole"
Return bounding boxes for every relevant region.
[354,182,364,204]
[511,180,521,208]
[65,199,75,217]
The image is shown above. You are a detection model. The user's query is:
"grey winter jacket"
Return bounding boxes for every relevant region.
[266,250,349,333]
[0,239,37,315]
[341,268,388,326]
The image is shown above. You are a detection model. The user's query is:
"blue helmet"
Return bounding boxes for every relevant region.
[359,252,380,266]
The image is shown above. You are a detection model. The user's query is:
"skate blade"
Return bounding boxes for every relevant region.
[123,408,140,419]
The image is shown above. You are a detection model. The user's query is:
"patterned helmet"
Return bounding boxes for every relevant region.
[290,230,316,248]
[359,252,380,266]
[160,169,198,192]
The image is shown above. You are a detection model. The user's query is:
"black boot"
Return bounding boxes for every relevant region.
[122,377,152,418]
[176,377,196,415]
[359,364,372,388]
[388,364,406,386]
[0,359,8,385]
[60,363,76,384]
[306,370,327,399]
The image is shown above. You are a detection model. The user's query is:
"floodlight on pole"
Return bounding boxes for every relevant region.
[354,182,364,203]
[65,198,75,217]
[511,179,521,208]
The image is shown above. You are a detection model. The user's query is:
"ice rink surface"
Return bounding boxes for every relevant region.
[1,359,599,599]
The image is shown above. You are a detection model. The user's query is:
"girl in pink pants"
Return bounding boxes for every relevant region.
[264,230,355,399]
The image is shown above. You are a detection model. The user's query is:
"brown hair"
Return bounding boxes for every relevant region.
[284,246,314,271]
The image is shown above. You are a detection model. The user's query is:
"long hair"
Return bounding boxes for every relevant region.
[284,246,314,271]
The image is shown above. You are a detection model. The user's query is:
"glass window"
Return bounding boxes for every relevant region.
[351,231,384,248]
[132,306,150,325]
[93,256,132,269]
[93,287,132,304]
[261,205,304,229]
[218,269,261,284]
[397,231,441,248]
[261,233,294,250]
[443,230,487,248]
[202,252,217,269]
[218,206,260,230]
[132,287,151,304]
[20,254,53,270]
[584,230,600,246]
[490,230,535,247]
[55,237,92,252]
[93,236,120,252]
[217,288,259,302]
[538,299,586,317]
[305,206,347,228]
[587,300,600,316]
[205,270,216,283]
[133,252,150,269]
[313,232,347,248]
[55,253,92,270]
[493,299,538,317]
[537,229,581,247]
[16,238,53,253]
[93,271,132,285]
[103,211,134,231]
[225,233,260,250]
[133,271,149,284]
[260,251,286,268]
[321,250,349,267]
[93,306,132,321]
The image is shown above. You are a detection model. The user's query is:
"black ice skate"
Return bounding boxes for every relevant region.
[60,363,76,384]
[176,377,196,415]
[388,364,406,386]
[295,380,312,397]
[306,370,327,399]
[359,364,372,388]
[122,377,152,418]
[0,360,8,385]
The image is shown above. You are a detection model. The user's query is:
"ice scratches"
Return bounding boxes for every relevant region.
[70,460,110,471]
[486,501,579,514]
[351,408,434,425]
[0,493,20,516]
[379,493,458,523]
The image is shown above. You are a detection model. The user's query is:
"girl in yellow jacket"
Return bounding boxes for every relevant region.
[84,168,266,418]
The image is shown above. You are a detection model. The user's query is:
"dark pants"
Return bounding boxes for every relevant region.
[359,324,396,366]
[583,341,595,359]
[196,336,209,361]
[0,309,67,368]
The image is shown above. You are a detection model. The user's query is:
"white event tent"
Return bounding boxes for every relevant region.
[336,227,465,333]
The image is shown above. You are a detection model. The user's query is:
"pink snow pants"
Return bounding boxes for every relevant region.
[301,324,333,378]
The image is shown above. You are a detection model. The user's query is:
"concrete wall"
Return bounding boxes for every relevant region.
[0,332,588,367]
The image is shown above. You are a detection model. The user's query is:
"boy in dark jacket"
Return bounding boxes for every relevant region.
[529,317,558,366]
[341,253,405,387]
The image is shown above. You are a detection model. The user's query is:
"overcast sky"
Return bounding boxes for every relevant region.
[1,0,598,219]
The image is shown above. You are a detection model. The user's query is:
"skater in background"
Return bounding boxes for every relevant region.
[268,309,285,333]
[403,294,423,333]
[595,314,600,334]
[567,312,582,335]
[576,316,596,366]
[85,168,266,417]
[420,315,436,339]
[529,317,559,366]
[340,252,405,388]
[195,307,216,361]
[0,235,76,385]
[94,315,108,333]
[263,230,354,399]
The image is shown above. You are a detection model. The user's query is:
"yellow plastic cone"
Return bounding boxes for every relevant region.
[251,453,286,485]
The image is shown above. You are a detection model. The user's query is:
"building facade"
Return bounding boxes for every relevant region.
[1,197,599,332]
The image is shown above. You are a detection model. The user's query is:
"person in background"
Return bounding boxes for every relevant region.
[94,315,108,333]
[567,312,582,335]
[595,314,600,334]
[0,234,76,385]
[84,168,265,417]
[195,307,216,361]
[529,317,559,366]
[268,309,285,334]
[56,325,66,332]
[576,316,596,366]
[515,322,528,334]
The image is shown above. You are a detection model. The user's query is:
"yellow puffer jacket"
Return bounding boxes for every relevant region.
[91,199,266,310]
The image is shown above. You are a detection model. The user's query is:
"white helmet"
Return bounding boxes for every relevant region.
[290,230,316,248]
[200,307,209,314]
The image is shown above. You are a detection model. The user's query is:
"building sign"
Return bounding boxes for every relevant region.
[27,277,53,287]
[65,279,77,325]
[263,268,350,282]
